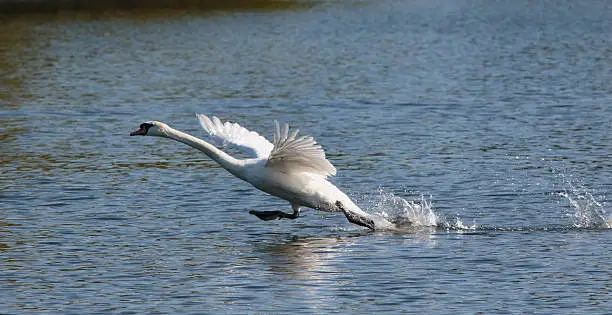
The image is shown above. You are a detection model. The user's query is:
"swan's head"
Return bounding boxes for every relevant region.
[130,121,170,137]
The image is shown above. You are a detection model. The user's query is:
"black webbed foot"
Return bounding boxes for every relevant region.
[335,201,375,230]
[249,210,299,221]
[249,210,283,221]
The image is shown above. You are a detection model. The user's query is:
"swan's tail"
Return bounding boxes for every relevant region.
[336,201,399,230]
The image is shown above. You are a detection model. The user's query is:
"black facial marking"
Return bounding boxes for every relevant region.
[131,122,155,136]
[141,123,154,132]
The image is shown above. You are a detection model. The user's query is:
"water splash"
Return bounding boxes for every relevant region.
[449,217,477,231]
[553,171,610,229]
[366,188,439,228]
[357,188,479,231]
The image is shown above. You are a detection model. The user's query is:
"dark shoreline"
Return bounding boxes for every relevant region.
[0,0,311,14]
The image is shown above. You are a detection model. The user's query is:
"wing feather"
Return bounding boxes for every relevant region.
[266,120,336,177]
[196,114,273,158]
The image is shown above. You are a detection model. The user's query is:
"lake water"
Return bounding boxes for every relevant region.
[1,0,611,313]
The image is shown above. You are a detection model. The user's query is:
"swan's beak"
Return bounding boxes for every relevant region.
[130,126,147,136]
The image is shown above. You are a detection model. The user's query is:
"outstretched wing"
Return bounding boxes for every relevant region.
[196,114,274,158]
[265,120,336,177]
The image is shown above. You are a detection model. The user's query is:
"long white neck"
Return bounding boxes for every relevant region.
[162,127,246,179]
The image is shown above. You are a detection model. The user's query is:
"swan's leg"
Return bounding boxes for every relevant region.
[335,201,375,230]
[285,204,300,219]
[249,204,300,221]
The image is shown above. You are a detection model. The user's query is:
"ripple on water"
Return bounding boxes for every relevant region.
[1,0,611,313]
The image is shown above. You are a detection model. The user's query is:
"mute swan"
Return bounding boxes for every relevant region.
[130,114,394,230]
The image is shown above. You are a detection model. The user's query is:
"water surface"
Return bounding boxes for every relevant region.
[1,0,611,313]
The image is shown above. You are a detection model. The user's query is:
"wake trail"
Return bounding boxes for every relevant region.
[360,185,610,233]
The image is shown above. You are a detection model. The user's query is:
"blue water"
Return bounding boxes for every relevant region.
[1,0,611,313]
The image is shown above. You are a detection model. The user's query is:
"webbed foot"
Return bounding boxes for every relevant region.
[335,201,375,230]
[249,210,299,221]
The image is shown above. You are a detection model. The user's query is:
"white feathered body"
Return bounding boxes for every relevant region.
[138,114,377,227]
[240,160,358,213]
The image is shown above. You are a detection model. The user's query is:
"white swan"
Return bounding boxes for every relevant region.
[130,114,395,230]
